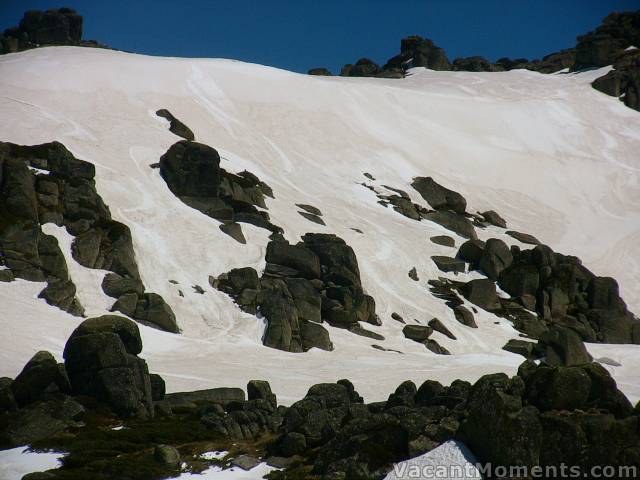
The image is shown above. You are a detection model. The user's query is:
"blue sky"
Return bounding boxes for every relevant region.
[2,0,639,73]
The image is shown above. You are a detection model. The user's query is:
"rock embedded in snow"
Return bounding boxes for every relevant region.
[424,211,477,239]
[402,324,433,343]
[429,235,455,247]
[429,318,457,340]
[411,176,467,214]
[408,267,418,281]
[156,108,195,141]
[295,203,323,216]
[505,230,540,245]
[480,209,507,228]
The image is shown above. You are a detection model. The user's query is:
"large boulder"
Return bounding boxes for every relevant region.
[536,327,593,367]
[63,316,155,418]
[11,351,70,407]
[478,238,513,280]
[159,141,221,197]
[462,279,501,312]
[411,177,467,213]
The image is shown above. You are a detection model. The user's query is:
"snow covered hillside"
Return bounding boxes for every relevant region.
[1,46,639,404]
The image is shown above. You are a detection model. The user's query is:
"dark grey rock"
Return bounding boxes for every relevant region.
[411,176,466,213]
[402,325,433,343]
[431,256,465,274]
[154,444,181,465]
[295,203,322,216]
[428,318,457,340]
[480,210,507,228]
[463,279,501,312]
[298,211,326,225]
[408,267,418,281]
[478,238,513,280]
[156,109,195,141]
[219,222,246,244]
[537,327,593,366]
[502,339,535,358]
[424,211,477,239]
[453,305,477,328]
[11,351,70,407]
[506,230,540,245]
[430,235,455,247]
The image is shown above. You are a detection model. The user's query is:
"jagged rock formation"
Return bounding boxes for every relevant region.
[212,234,381,352]
[0,141,178,332]
[159,140,280,242]
[0,8,108,55]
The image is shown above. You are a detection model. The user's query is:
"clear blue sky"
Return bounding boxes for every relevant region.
[2,0,639,73]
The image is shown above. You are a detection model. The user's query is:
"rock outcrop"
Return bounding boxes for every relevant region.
[0,141,177,332]
[159,140,280,241]
[212,234,381,352]
[0,8,108,55]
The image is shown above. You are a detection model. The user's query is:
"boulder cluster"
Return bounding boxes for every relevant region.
[268,359,639,478]
[369,176,480,241]
[212,233,381,352]
[0,141,178,332]
[0,315,162,448]
[309,34,577,78]
[2,316,639,479]
[454,237,640,347]
[158,138,279,244]
[0,8,107,55]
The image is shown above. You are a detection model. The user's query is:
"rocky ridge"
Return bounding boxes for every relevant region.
[308,10,640,111]
[1,315,638,479]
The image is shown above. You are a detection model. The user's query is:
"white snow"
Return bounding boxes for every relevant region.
[384,440,480,479]
[177,463,276,479]
[0,47,639,408]
[0,447,64,480]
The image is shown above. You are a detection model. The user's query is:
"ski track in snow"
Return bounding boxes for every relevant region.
[0,47,639,407]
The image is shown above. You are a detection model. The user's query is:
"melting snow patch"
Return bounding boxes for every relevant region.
[384,440,480,480]
[177,462,277,479]
[199,450,228,460]
[0,447,64,480]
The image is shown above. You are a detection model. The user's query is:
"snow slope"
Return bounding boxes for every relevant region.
[0,47,639,404]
